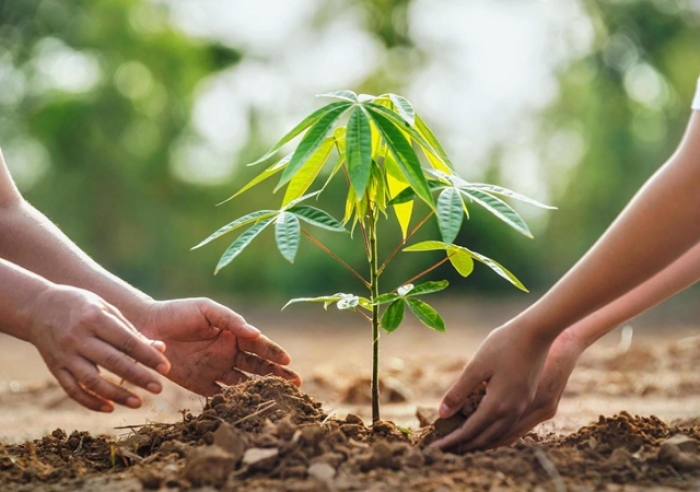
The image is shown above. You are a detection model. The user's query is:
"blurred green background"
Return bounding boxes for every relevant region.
[1,0,699,305]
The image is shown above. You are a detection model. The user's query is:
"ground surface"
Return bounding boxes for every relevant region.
[1,297,700,490]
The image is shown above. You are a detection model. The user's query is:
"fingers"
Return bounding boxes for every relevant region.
[94,308,171,376]
[219,368,249,387]
[199,299,260,340]
[238,334,292,365]
[53,367,114,413]
[233,351,302,386]
[84,339,163,394]
[438,361,486,419]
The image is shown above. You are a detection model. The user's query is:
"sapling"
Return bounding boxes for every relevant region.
[194,90,553,423]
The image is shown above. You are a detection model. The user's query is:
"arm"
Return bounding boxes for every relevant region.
[0,257,169,412]
[0,148,300,402]
[434,111,700,451]
[488,238,700,447]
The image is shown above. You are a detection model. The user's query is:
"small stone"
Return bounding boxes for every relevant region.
[213,423,247,462]
[242,447,279,471]
[183,446,236,487]
[276,416,298,441]
[664,434,699,454]
[416,407,438,428]
[308,462,336,481]
[372,420,396,434]
[300,425,325,447]
[345,413,364,425]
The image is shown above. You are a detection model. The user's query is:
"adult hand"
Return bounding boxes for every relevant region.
[431,323,552,451]
[137,298,301,396]
[28,285,170,413]
[485,329,586,448]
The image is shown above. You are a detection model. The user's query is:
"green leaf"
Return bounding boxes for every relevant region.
[282,293,370,310]
[407,280,449,296]
[366,107,434,207]
[215,218,274,274]
[193,210,277,250]
[447,245,474,277]
[406,298,445,332]
[346,106,373,198]
[461,183,556,209]
[368,103,451,173]
[247,101,350,167]
[386,179,443,206]
[317,90,358,103]
[288,205,346,232]
[403,240,447,252]
[277,102,352,189]
[282,136,335,206]
[220,153,292,204]
[275,212,300,263]
[414,114,454,170]
[388,93,415,126]
[373,292,401,305]
[467,248,529,292]
[381,300,405,333]
[459,188,532,237]
[282,190,322,210]
[437,188,464,244]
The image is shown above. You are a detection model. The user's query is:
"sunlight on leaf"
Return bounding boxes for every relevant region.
[346,106,373,198]
[215,218,275,274]
[282,136,335,206]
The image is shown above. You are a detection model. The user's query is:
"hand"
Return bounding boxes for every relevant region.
[431,323,552,451]
[27,285,170,413]
[484,329,586,448]
[137,298,301,396]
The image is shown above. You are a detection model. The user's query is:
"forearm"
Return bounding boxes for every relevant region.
[566,240,700,348]
[0,257,54,341]
[0,199,153,324]
[516,113,700,341]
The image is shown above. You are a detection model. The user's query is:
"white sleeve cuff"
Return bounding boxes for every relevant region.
[692,76,700,110]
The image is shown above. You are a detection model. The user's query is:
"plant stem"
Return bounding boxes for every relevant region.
[400,255,452,288]
[368,204,380,423]
[301,230,370,289]
[378,211,434,276]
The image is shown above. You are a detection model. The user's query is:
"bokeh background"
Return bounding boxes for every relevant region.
[1,0,699,310]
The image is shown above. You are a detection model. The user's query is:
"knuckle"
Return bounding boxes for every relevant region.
[80,372,102,392]
[120,334,141,356]
[78,304,105,326]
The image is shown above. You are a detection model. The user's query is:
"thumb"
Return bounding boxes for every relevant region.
[439,364,486,419]
[200,299,260,339]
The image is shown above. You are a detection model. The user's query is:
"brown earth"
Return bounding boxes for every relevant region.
[1,299,700,491]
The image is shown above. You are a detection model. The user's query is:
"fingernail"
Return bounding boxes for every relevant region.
[156,363,170,375]
[126,397,141,408]
[243,323,261,336]
[151,340,166,352]
[439,403,452,418]
[147,382,162,394]
[100,404,114,413]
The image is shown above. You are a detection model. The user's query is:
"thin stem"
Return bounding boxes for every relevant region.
[368,204,381,423]
[378,211,434,275]
[400,255,451,288]
[301,230,370,288]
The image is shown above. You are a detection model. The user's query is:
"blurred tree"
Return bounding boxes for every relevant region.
[529,0,700,288]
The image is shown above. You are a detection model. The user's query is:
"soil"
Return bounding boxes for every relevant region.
[1,301,700,491]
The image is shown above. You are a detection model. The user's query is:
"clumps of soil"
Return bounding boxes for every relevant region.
[2,376,700,491]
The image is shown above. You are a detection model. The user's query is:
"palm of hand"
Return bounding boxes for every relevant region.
[139,299,299,396]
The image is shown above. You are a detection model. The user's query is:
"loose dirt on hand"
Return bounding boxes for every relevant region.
[1,376,700,492]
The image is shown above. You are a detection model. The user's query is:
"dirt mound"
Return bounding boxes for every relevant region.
[2,377,700,491]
